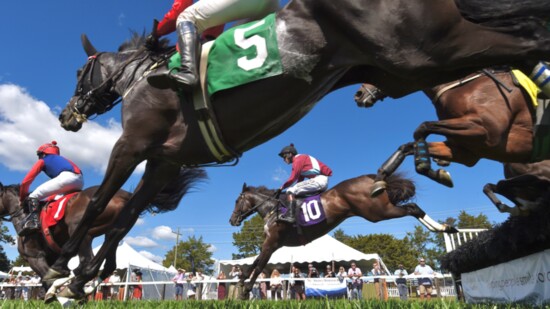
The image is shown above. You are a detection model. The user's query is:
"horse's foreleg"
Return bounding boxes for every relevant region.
[73,236,93,277]
[61,160,181,299]
[372,143,415,197]
[239,241,278,300]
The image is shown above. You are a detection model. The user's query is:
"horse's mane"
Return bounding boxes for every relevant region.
[248,186,276,197]
[380,172,416,205]
[146,168,208,214]
[117,31,172,52]
[2,184,20,194]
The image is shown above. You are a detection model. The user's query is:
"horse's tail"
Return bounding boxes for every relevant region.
[147,168,208,213]
[455,0,550,25]
[385,172,416,205]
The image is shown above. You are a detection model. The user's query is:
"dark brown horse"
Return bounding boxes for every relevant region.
[228,173,457,299]
[52,0,550,299]
[0,168,205,302]
[354,69,543,194]
[483,161,550,216]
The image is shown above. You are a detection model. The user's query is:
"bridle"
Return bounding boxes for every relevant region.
[71,48,151,124]
[0,189,25,222]
[233,191,278,224]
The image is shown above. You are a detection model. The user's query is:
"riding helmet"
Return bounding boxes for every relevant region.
[278,143,297,158]
[37,141,60,156]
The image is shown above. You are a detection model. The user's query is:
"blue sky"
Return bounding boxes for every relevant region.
[0,1,509,266]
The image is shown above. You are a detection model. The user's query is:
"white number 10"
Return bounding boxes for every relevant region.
[301,200,321,222]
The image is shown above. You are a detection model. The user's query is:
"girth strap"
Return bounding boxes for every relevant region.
[192,41,241,163]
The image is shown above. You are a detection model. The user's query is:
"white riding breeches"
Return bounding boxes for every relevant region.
[29,172,84,201]
[286,175,329,196]
[177,0,279,33]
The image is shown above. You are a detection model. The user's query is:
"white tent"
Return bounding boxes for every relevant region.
[0,270,9,279]
[68,241,171,272]
[219,234,389,275]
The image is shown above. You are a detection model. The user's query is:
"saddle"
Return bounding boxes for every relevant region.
[38,192,79,253]
[278,192,327,228]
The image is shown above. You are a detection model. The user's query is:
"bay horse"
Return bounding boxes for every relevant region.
[52,0,550,300]
[0,168,205,302]
[228,173,457,299]
[354,69,544,195]
[483,161,550,216]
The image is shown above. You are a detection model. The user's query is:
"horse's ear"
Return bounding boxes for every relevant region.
[242,183,247,191]
[0,182,3,191]
[81,34,98,56]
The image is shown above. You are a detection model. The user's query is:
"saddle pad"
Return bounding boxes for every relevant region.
[511,69,538,107]
[297,195,326,227]
[41,192,78,228]
[207,13,282,95]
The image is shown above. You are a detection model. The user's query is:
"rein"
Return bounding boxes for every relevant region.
[0,207,24,222]
[234,191,279,222]
[72,47,153,123]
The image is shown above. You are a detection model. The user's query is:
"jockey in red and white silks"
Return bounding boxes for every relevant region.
[282,154,333,196]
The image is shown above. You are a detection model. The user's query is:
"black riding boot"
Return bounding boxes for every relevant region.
[278,195,296,223]
[18,198,41,236]
[148,21,200,91]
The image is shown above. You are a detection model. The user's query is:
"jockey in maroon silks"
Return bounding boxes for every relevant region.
[18,141,84,236]
[278,144,333,223]
[146,0,279,90]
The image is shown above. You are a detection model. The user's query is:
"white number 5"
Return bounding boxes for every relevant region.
[234,20,268,71]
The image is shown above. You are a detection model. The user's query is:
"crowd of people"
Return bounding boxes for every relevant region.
[0,273,43,300]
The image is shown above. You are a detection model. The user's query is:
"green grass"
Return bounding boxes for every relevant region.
[0,299,548,309]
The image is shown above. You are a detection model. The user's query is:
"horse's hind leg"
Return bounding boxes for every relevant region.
[372,143,415,197]
[413,139,453,188]
[60,160,182,299]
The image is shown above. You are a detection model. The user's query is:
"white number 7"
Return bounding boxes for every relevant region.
[234,20,268,71]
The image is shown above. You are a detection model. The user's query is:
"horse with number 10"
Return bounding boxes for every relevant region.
[229,173,456,299]
[53,0,550,300]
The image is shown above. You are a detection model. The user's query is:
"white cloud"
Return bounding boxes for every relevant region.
[124,236,158,248]
[208,244,217,253]
[272,166,288,182]
[118,13,126,27]
[152,225,195,240]
[0,83,145,174]
[139,250,164,264]
[135,218,145,226]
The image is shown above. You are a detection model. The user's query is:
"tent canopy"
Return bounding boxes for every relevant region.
[219,235,388,275]
[68,241,174,273]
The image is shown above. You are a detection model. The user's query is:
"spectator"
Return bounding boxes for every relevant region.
[270,269,283,300]
[258,272,268,299]
[347,262,363,300]
[100,277,111,300]
[108,270,122,300]
[251,272,260,300]
[131,270,143,300]
[292,267,306,300]
[394,264,408,300]
[187,273,196,299]
[307,264,319,278]
[325,265,335,278]
[195,270,205,300]
[19,276,30,301]
[227,266,241,299]
[29,272,41,300]
[173,268,186,300]
[414,258,434,300]
[336,266,350,299]
[371,262,385,300]
[217,270,226,300]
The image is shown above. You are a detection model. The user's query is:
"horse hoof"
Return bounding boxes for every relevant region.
[44,293,57,304]
[43,268,70,284]
[371,181,387,197]
[57,296,75,308]
[58,286,82,299]
[437,169,453,188]
[445,225,459,233]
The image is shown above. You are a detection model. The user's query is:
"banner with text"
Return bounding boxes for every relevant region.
[305,278,347,297]
[462,249,550,305]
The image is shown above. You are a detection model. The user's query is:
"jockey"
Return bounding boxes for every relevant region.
[147,0,279,90]
[18,141,84,236]
[278,144,332,223]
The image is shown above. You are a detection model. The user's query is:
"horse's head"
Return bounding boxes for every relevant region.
[59,34,120,132]
[0,183,21,218]
[229,183,257,226]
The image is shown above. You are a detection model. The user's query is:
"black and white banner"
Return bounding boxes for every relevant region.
[462,249,550,305]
